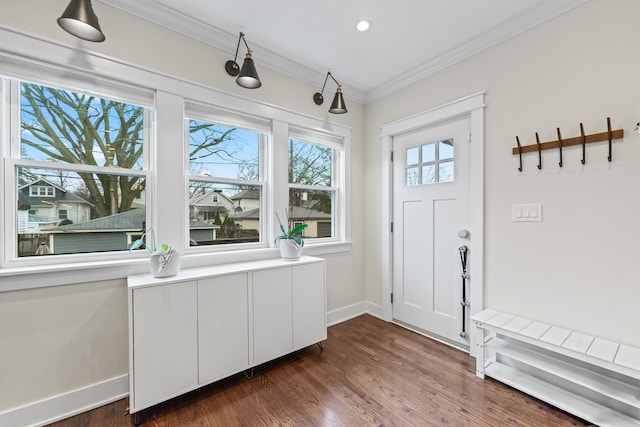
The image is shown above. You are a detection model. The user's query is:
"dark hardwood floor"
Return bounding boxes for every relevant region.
[48,315,589,426]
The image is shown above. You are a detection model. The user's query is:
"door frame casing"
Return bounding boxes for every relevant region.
[380,92,485,356]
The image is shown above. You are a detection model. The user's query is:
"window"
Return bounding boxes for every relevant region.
[288,137,338,240]
[406,139,455,186]
[187,118,266,248]
[9,79,151,258]
[1,33,352,283]
[29,185,55,197]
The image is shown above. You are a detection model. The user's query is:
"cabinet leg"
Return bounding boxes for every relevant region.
[244,367,255,379]
[317,342,324,352]
[133,411,142,426]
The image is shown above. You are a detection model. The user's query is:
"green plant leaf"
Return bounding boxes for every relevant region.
[288,223,308,236]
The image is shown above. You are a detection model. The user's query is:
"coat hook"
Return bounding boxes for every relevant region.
[557,128,563,167]
[580,123,586,165]
[607,117,612,162]
[535,132,542,169]
[516,136,523,172]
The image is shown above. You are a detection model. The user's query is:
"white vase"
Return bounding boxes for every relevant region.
[150,250,181,277]
[279,239,302,261]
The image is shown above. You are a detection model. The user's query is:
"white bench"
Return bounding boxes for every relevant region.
[472,309,640,427]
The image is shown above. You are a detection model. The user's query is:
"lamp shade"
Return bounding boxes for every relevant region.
[57,0,105,42]
[236,52,262,89]
[328,86,347,114]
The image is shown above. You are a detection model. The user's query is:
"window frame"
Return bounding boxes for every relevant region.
[2,76,154,267]
[288,127,346,244]
[184,104,271,253]
[0,30,353,289]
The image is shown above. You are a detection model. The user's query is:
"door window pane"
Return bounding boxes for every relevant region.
[404,137,455,186]
[406,166,419,186]
[422,164,436,184]
[439,161,454,183]
[439,139,454,160]
[422,143,435,162]
[407,146,419,165]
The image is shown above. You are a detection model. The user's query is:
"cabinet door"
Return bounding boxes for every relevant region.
[132,281,198,410]
[293,261,327,348]
[252,267,293,365]
[198,273,249,384]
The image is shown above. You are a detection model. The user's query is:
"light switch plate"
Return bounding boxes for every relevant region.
[512,203,542,222]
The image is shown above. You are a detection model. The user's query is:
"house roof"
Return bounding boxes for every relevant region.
[233,206,330,220]
[49,208,147,232]
[189,189,234,205]
[231,189,259,200]
[50,208,218,233]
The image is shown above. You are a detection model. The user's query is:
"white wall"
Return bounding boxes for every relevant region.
[0,0,365,416]
[365,0,640,347]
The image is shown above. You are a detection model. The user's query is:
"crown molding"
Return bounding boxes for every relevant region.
[97,0,366,104]
[364,0,590,102]
[99,0,589,105]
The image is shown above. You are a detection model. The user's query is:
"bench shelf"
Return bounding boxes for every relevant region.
[472,309,640,426]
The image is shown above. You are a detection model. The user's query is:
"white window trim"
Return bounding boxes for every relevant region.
[2,75,154,270]
[0,27,352,291]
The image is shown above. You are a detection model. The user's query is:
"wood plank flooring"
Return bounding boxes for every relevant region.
[48,315,589,426]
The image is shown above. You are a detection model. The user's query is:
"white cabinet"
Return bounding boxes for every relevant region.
[252,267,293,365]
[130,280,198,411]
[292,262,327,348]
[128,256,326,414]
[198,273,249,384]
[252,261,327,365]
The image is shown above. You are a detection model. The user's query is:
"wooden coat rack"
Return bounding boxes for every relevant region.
[513,117,624,171]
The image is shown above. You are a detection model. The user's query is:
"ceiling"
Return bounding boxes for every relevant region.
[99,0,588,104]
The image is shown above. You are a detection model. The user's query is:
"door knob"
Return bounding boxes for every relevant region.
[457,229,470,239]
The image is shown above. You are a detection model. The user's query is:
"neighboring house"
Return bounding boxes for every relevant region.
[189,188,235,223]
[45,207,147,254]
[44,208,218,255]
[232,205,331,238]
[17,179,93,232]
[230,188,260,214]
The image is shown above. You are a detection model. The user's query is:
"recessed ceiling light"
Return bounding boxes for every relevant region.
[356,20,370,32]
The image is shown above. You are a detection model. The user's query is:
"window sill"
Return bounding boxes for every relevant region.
[0,241,353,293]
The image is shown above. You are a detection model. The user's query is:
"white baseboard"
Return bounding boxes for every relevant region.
[327,300,387,326]
[327,301,367,326]
[365,301,384,320]
[0,374,129,427]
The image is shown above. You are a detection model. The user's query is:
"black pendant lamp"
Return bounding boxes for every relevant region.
[225,32,262,89]
[57,0,106,42]
[313,72,347,114]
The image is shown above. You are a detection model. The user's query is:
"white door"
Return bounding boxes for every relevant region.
[392,116,471,348]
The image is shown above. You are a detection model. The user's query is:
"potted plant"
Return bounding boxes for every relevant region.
[130,227,181,277]
[274,211,308,261]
